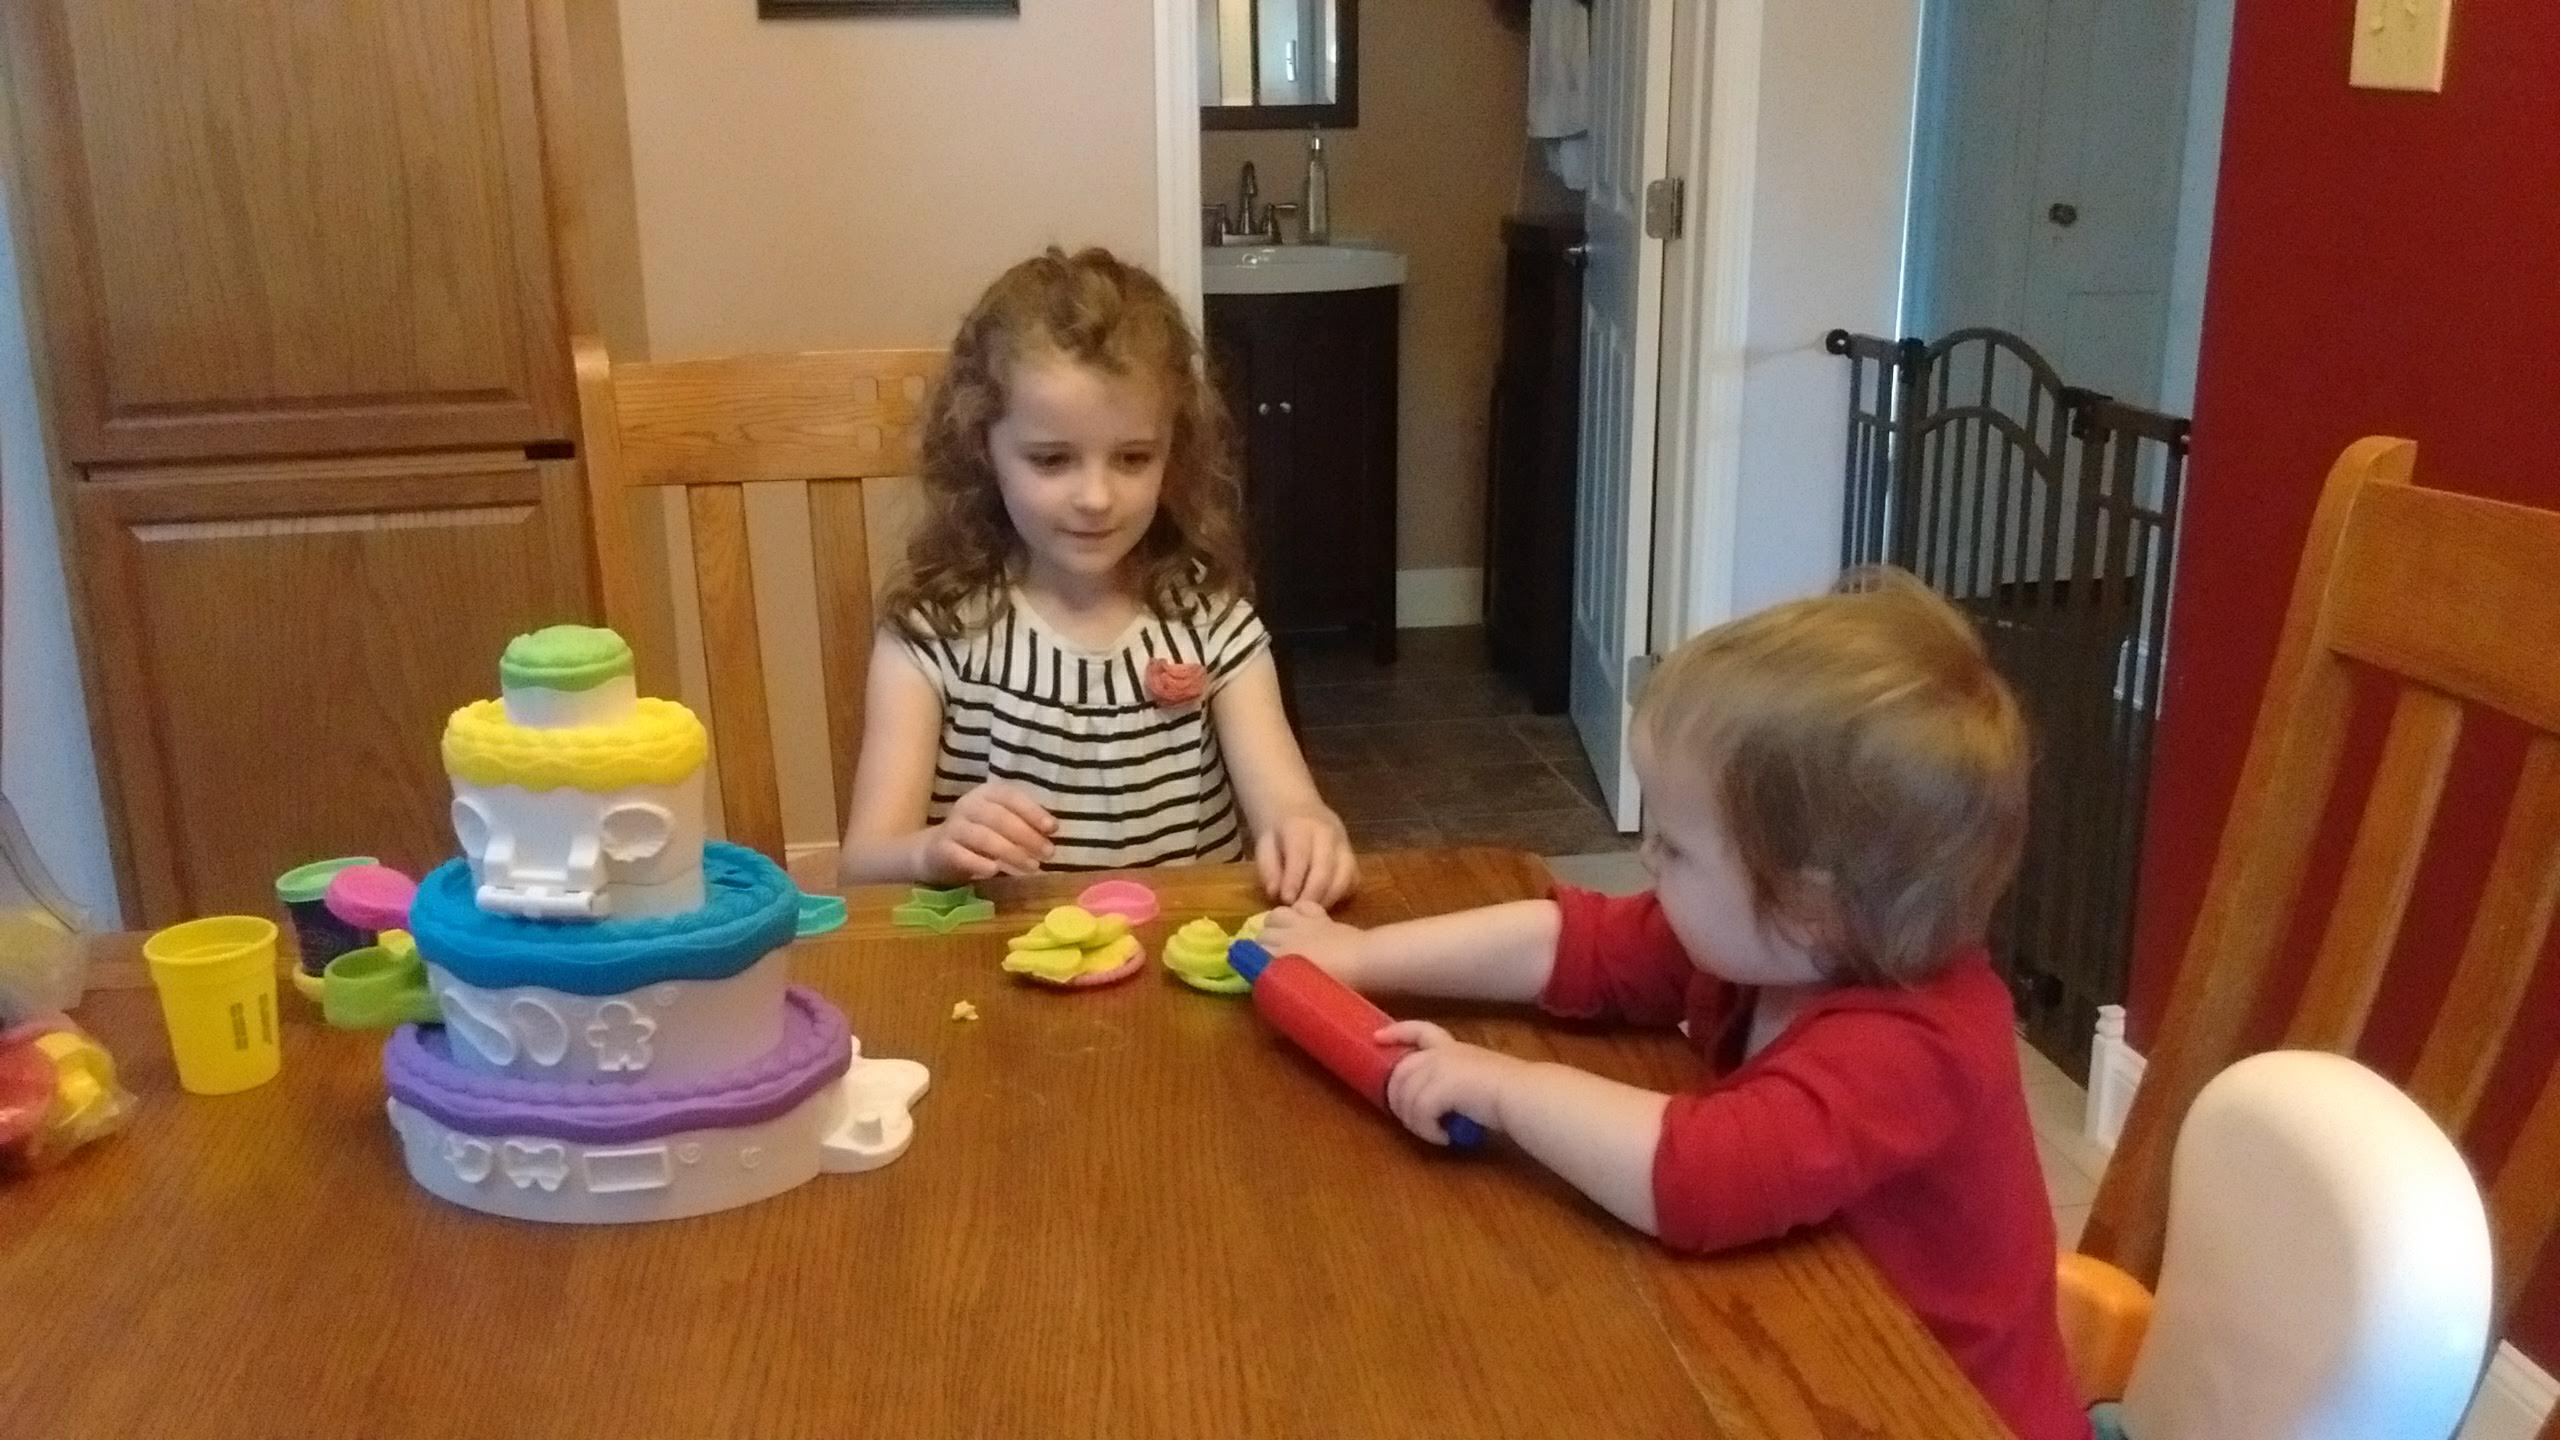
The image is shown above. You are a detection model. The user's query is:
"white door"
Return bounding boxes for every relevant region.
[1906,0,2195,408]
[1570,0,1677,830]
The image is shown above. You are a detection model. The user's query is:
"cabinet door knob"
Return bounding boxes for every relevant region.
[1278,400,1293,415]
[1257,401,1270,415]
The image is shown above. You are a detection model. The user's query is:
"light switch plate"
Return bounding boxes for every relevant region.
[2351,0,2452,92]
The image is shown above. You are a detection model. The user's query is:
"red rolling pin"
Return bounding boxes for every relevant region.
[1226,939,1486,1149]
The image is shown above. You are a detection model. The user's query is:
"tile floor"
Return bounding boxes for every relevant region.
[1286,628,1635,857]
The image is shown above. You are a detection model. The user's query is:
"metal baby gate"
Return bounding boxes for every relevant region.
[1827,327,2189,1079]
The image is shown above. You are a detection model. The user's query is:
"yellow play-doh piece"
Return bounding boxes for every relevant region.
[1041,905,1098,946]
[1007,925,1059,950]
[1002,946,1085,981]
[1239,911,1269,940]
[1083,935,1140,975]
[1089,912,1130,945]
[950,1000,980,1022]
[1161,913,1267,994]
[441,697,706,793]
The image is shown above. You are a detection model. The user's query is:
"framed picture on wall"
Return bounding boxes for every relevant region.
[759,0,1019,15]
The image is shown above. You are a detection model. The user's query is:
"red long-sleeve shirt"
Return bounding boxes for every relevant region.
[1541,885,2090,1440]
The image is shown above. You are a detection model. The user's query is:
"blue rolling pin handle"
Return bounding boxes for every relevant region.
[1439,1113,1489,1150]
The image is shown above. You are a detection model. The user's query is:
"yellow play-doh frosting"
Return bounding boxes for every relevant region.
[440,696,707,793]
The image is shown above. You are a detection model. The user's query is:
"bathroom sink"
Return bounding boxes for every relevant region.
[1202,242,1406,296]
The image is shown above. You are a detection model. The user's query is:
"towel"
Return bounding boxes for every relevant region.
[1528,0,1591,190]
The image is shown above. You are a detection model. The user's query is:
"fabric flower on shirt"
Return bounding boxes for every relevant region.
[1145,658,1208,709]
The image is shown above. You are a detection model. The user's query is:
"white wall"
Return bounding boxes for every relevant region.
[0,178,119,925]
[1726,0,1921,615]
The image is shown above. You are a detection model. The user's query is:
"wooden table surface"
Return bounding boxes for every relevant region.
[4,849,2004,1438]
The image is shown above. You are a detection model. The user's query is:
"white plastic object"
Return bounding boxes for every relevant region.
[502,675,639,729]
[2119,1050,2492,1440]
[820,1058,933,1174]
[426,951,789,1082]
[385,1056,931,1225]
[451,770,707,919]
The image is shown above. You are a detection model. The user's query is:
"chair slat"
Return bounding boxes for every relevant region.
[687,483,786,861]
[810,478,876,837]
[2284,686,2464,1051]
[2407,736,2560,1130]
[2488,1059,2560,1331]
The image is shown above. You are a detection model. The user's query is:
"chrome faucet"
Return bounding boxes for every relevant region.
[1204,161,1297,246]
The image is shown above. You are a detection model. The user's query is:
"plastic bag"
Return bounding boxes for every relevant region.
[0,1014,134,1175]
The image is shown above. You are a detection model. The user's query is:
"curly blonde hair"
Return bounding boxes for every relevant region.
[885,247,1252,642]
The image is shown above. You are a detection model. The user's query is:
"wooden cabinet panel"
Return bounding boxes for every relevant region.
[3,0,573,462]
[1207,286,1399,660]
[74,454,593,923]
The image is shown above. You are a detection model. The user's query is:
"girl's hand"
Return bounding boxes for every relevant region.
[919,780,1057,881]
[1378,1021,1523,1146]
[1253,900,1374,990]
[1254,807,1358,909]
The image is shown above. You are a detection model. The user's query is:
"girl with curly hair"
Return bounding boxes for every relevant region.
[837,248,1354,906]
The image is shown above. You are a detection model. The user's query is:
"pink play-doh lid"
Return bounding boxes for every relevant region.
[1075,880,1160,927]
[325,864,418,933]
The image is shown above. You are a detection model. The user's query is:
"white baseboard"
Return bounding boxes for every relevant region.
[2082,1010,2556,1439]
[2463,1346,2558,1440]
[1396,567,1483,629]
[2086,1004,2147,1151]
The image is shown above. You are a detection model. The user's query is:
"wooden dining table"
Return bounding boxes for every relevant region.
[2,848,2006,1438]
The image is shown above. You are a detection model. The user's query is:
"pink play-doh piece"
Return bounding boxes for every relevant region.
[1054,946,1148,989]
[325,864,418,933]
[1076,880,1160,926]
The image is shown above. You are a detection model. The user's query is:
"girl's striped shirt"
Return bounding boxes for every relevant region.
[901,590,1270,870]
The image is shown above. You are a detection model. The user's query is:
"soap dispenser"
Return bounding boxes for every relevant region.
[1301,130,1331,245]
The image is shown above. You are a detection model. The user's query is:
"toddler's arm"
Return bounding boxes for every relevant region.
[1256,899,1562,1002]
[1379,1021,1669,1234]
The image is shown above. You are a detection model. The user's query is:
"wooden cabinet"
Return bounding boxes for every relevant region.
[2,0,574,463]
[72,457,593,921]
[1,1,638,923]
[1484,215,1584,714]
[1206,285,1400,662]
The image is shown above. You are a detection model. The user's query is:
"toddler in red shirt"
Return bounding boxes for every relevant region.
[1260,570,2092,1439]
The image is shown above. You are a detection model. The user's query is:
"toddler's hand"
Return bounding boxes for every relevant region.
[1378,1021,1522,1146]
[921,780,1057,881]
[1252,901,1373,989]
[1255,808,1358,909]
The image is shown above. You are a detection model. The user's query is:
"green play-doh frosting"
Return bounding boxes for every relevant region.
[499,625,634,692]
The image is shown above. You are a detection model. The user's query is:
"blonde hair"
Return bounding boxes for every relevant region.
[1636,567,2028,985]
[886,247,1251,642]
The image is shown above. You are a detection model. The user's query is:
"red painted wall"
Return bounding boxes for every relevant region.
[2131,0,2560,1367]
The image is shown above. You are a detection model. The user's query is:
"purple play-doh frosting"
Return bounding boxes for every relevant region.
[384,987,851,1144]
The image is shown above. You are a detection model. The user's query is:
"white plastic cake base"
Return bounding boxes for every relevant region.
[427,950,790,1083]
[386,1056,931,1225]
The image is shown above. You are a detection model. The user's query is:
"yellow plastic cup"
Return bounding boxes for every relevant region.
[141,916,282,1095]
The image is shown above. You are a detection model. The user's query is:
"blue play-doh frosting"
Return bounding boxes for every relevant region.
[408,842,798,994]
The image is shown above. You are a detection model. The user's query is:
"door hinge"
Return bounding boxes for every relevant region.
[1644,177,1685,241]
[1626,652,1662,695]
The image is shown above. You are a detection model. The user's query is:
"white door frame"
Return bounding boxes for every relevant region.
[1649,0,1758,646]
[1153,0,1205,322]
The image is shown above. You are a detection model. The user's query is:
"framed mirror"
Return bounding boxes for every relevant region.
[1200,0,1358,130]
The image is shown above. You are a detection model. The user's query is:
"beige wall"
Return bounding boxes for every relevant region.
[619,0,1160,356]
[1203,0,1530,573]
[614,1,1162,856]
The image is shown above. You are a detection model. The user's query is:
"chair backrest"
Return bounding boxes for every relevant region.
[574,338,943,862]
[2117,1050,2490,1440]
[2083,437,2560,1343]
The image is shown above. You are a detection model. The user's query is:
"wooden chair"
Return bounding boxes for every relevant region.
[574,338,943,863]
[2080,438,2560,1418]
